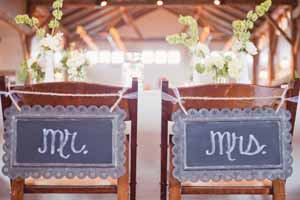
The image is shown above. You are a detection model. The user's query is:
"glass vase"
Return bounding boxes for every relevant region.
[42,51,55,82]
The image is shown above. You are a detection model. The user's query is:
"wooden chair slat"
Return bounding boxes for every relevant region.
[181,186,272,195]
[24,185,117,194]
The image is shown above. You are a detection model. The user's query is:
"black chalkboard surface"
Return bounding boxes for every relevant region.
[3,105,126,179]
[185,119,281,170]
[15,117,114,167]
[172,108,293,182]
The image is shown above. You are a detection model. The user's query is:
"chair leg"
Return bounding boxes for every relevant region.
[273,179,286,200]
[118,138,129,200]
[11,178,24,200]
[169,139,181,200]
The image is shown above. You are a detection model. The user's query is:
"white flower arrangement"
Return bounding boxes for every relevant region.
[61,50,90,81]
[15,0,64,83]
[38,32,64,53]
[166,0,272,83]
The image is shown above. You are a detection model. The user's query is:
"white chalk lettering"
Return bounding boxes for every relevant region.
[205,130,267,161]
[38,128,88,159]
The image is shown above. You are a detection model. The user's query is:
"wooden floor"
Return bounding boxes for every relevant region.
[0,90,300,200]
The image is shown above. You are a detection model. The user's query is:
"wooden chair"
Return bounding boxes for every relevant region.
[0,76,138,200]
[160,80,299,200]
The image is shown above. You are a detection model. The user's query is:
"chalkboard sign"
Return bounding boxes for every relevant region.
[172,108,293,182]
[2,105,127,179]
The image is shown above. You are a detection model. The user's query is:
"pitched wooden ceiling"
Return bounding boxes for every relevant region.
[28,0,296,46]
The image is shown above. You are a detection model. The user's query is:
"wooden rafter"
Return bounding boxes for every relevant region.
[199,26,210,42]
[86,11,123,35]
[217,5,247,20]
[29,0,297,7]
[120,7,143,39]
[195,7,232,35]
[109,27,127,52]
[203,6,238,22]
[290,5,298,80]
[62,8,93,24]
[83,9,121,32]
[62,8,82,18]
[223,37,233,50]
[63,8,100,26]
[252,6,288,37]
[268,23,278,85]
[252,38,259,84]
[199,7,233,33]
[114,7,157,29]
[265,14,293,44]
[76,25,98,50]
[0,10,31,35]
[69,7,119,31]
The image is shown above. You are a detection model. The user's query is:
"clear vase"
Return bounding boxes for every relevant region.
[215,76,229,84]
[237,52,251,84]
[42,51,55,82]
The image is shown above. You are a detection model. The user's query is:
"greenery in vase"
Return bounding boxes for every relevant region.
[166,0,272,82]
[15,0,64,83]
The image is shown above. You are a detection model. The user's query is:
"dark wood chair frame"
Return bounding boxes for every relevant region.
[160,80,299,200]
[0,76,138,200]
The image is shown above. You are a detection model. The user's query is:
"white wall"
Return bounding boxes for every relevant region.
[0,0,25,71]
[88,40,191,88]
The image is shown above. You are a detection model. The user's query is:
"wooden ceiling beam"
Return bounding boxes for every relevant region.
[63,8,100,26]
[197,6,232,35]
[62,8,83,18]
[203,6,238,22]
[76,25,98,50]
[120,7,143,39]
[83,9,121,32]
[69,7,119,31]
[265,14,292,44]
[66,7,115,29]
[62,8,93,24]
[92,35,230,43]
[114,8,157,29]
[200,8,233,31]
[29,0,297,7]
[0,10,32,35]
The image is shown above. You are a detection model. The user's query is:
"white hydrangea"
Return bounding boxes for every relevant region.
[227,56,242,80]
[66,50,86,68]
[245,41,258,55]
[232,39,243,53]
[38,32,63,52]
[191,42,210,58]
[204,51,225,69]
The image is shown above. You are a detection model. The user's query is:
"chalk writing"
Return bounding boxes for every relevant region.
[38,129,88,159]
[205,131,267,161]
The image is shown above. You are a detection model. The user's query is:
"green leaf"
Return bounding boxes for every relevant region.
[36,28,46,37]
[195,63,205,74]
[295,70,299,80]
[17,60,29,82]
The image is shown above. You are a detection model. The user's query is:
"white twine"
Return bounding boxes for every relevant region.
[276,86,289,113]
[9,90,123,97]
[0,91,21,111]
[110,88,128,112]
[0,88,137,113]
[172,88,188,115]
[162,87,297,115]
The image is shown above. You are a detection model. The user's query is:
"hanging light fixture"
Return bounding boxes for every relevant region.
[100,0,107,7]
[214,0,221,6]
[157,0,164,6]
